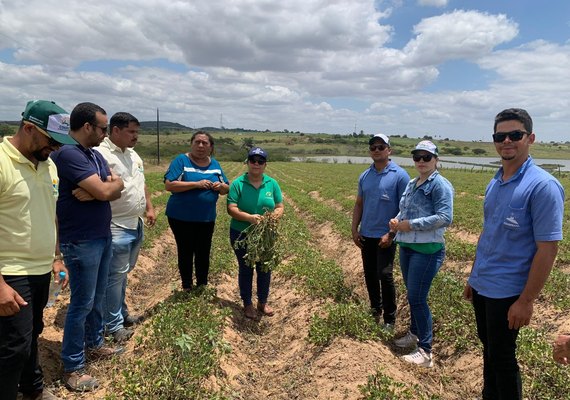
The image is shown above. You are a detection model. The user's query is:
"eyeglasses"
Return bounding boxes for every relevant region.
[91,123,108,134]
[369,144,388,151]
[413,154,434,162]
[25,122,62,148]
[492,130,529,143]
[249,157,266,165]
[47,137,61,148]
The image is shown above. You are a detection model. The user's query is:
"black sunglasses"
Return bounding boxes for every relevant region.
[492,130,529,143]
[91,123,108,134]
[369,144,388,151]
[47,137,61,147]
[248,157,266,165]
[413,154,434,162]
[27,122,62,147]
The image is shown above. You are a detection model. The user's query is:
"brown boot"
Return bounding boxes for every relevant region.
[257,302,275,316]
[244,304,257,319]
[63,369,99,392]
[86,344,125,360]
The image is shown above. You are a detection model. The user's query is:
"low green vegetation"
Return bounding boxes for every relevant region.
[110,159,570,400]
[309,303,392,346]
[108,289,231,400]
[359,369,442,400]
[277,205,351,301]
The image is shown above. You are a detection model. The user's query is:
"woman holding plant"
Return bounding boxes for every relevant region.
[227,147,284,319]
[389,140,454,368]
[164,131,229,291]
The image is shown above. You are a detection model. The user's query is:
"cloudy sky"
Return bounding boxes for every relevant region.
[1,0,569,141]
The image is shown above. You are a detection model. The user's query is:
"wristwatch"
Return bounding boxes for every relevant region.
[54,254,64,262]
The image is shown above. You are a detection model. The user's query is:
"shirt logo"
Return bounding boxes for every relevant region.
[52,178,59,197]
[265,191,273,197]
[504,215,520,229]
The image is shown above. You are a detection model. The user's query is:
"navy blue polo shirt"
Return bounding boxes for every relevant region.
[51,144,112,243]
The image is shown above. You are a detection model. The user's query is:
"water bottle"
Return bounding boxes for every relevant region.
[46,271,66,307]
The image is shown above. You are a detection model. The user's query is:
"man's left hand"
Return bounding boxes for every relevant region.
[72,187,95,201]
[146,209,157,227]
[507,298,533,329]
[378,233,392,248]
[52,260,69,289]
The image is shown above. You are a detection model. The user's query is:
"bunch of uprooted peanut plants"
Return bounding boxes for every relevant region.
[234,212,281,272]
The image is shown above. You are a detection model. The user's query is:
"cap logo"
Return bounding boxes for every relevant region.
[46,114,71,136]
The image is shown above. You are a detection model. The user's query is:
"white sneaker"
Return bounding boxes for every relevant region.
[402,347,433,368]
[394,331,418,348]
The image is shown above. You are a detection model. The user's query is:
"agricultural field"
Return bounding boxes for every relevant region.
[39,161,570,399]
[133,130,570,162]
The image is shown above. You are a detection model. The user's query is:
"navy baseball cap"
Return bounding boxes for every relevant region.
[248,147,268,160]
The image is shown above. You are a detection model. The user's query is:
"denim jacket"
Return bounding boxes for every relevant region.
[395,170,454,244]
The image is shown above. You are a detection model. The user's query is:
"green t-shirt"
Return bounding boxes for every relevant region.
[228,173,283,232]
[398,242,444,254]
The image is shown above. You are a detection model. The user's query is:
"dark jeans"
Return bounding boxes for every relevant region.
[472,289,522,400]
[0,273,51,400]
[168,218,215,289]
[361,237,396,324]
[230,228,271,306]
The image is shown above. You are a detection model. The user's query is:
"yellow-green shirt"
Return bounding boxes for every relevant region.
[0,137,58,275]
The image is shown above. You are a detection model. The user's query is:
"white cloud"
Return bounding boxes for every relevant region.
[418,0,449,7]
[0,1,569,141]
[404,10,519,66]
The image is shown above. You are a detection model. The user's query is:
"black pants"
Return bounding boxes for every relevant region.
[472,289,522,400]
[0,273,51,400]
[168,218,215,289]
[361,237,397,324]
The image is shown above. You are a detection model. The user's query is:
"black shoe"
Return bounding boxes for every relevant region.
[112,328,134,343]
[123,314,143,327]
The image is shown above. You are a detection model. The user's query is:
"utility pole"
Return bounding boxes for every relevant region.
[220,113,224,130]
[156,108,160,165]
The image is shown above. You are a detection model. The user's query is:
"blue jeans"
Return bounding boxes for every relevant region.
[399,246,445,353]
[230,228,271,306]
[104,220,144,334]
[60,237,112,372]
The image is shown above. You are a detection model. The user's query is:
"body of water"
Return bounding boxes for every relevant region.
[292,156,570,172]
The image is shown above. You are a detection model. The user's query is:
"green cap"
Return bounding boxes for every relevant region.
[22,100,77,145]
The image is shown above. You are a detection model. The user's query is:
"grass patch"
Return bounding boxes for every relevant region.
[278,206,352,301]
[359,369,442,400]
[542,267,570,310]
[308,302,392,346]
[107,288,231,400]
[430,271,479,352]
[518,328,568,399]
